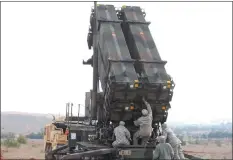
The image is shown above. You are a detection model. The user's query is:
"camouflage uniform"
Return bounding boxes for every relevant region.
[112,121,131,148]
[153,136,174,160]
[133,98,153,145]
[162,123,185,159]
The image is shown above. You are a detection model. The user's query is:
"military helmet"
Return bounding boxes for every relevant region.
[142,109,148,116]
[119,121,125,126]
[158,136,166,143]
[161,123,168,129]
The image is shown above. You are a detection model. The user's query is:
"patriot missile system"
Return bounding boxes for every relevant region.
[85,4,175,138]
[46,3,195,160]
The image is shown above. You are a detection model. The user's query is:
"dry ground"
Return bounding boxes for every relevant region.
[1,139,44,159]
[1,139,232,159]
[183,140,232,159]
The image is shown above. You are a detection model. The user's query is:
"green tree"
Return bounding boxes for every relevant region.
[26,132,43,139]
[17,135,27,144]
[3,138,20,148]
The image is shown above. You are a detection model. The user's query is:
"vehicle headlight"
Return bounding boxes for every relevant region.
[125,107,129,110]
[133,80,139,88]
[167,81,171,89]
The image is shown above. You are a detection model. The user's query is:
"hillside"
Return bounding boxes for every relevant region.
[1,112,53,134]
[1,111,231,135]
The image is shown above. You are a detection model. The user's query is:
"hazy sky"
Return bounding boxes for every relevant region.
[2,2,232,124]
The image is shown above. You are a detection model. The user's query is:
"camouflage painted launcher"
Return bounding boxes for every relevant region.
[86,4,175,122]
[89,5,138,92]
[118,6,169,84]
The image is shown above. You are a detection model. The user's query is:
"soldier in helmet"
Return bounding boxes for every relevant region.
[133,97,153,145]
[153,135,174,160]
[161,123,185,159]
[112,121,131,148]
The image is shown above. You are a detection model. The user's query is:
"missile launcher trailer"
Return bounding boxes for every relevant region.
[45,2,203,160]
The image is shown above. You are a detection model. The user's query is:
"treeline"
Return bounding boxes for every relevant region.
[1,129,44,140]
[205,131,232,139]
[1,132,16,139]
[177,131,232,140]
[173,123,232,137]
[26,132,43,139]
[26,128,44,139]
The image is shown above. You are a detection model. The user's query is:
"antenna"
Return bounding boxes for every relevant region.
[68,103,70,126]
[78,104,80,124]
[71,103,73,119]
[66,103,68,120]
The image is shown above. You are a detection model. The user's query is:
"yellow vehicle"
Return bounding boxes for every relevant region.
[44,116,68,159]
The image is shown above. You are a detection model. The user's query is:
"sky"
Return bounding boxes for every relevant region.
[1,2,232,124]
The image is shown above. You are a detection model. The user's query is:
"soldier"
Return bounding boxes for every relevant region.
[153,136,174,160]
[112,121,131,148]
[133,97,153,145]
[161,123,185,159]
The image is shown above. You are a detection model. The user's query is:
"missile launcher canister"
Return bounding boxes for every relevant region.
[86,4,175,124]
[88,5,138,91]
[117,6,175,107]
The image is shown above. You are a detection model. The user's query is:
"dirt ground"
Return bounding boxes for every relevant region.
[183,140,232,159]
[1,139,44,159]
[1,139,232,159]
